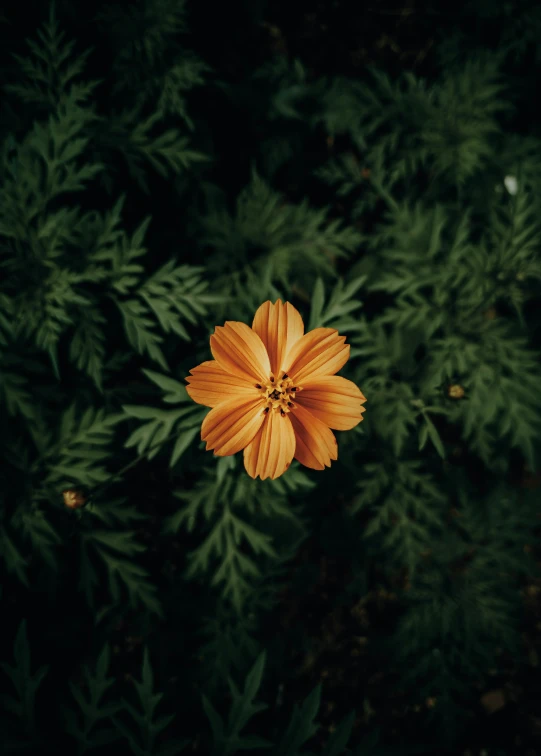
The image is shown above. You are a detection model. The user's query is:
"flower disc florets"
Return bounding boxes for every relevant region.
[255,373,303,416]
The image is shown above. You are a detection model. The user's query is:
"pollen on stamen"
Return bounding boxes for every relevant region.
[280,408,285,416]
[264,407,270,413]
[287,402,293,407]
[255,384,262,389]
[282,373,288,379]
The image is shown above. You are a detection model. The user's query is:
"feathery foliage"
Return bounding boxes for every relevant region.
[1,1,541,754]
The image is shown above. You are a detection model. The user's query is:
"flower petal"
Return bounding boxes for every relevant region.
[288,403,338,470]
[210,321,271,383]
[244,410,296,480]
[186,360,259,408]
[201,395,266,456]
[295,375,367,430]
[282,328,350,384]
[252,300,304,377]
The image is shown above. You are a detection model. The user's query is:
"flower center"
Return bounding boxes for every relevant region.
[255,373,302,417]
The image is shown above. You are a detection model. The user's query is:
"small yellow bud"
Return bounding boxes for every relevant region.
[62,488,87,509]
[448,384,465,399]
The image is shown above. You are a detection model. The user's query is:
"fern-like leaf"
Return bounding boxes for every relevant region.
[64,644,120,754]
[0,621,48,735]
[202,651,270,755]
[113,648,187,756]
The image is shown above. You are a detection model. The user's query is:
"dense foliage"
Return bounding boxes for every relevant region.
[1,1,541,754]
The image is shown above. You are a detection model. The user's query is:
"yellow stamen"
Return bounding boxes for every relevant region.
[256,375,302,415]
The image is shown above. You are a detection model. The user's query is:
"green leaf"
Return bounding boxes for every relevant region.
[64,644,120,753]
[308,277,325,332]
[274,684,321,756]
[0,621,48,734]
[117,298,168,371]
[204,652,269,756]
[141,369,189,403]
[202,695,225,747]
[81,530,161,616]
[424,414,446,459]
[355,460,446,575]
[0,528,28,586]
[170,425,200,467]
[113,648,186,756]
[322,711,355,756]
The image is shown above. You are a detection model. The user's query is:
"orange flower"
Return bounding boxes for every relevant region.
[185,300,366,480]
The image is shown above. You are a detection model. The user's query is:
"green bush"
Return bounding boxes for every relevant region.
[1,1,540,754]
